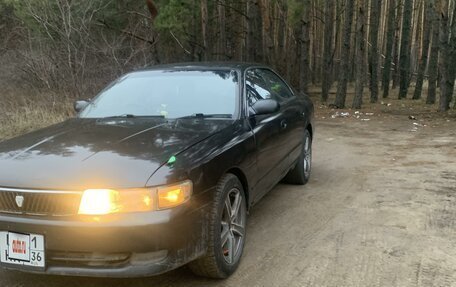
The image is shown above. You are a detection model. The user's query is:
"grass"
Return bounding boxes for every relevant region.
[0,92,72,141]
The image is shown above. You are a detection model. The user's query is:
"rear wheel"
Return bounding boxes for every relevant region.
[189,174,247,278]
[282,129,312,185]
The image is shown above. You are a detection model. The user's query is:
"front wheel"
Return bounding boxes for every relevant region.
[189,174,247,278]
[282,129,312,185]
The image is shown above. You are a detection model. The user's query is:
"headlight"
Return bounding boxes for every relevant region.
[157,180,192,209]
[78,189,121,215]
[78,180,192,215]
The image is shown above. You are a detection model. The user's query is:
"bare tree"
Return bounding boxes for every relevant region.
[3,0,456,112]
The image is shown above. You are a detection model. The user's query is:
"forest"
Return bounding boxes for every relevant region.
[1,2,456,286]
[0,0,455,126]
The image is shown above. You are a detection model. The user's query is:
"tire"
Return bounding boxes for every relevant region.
[189,174,247,279]
[282,129,312,185]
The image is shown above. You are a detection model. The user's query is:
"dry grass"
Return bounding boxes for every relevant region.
[307,84,456,128]
[0,92,73,141]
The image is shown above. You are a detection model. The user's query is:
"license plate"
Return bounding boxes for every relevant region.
[0,232,45,268]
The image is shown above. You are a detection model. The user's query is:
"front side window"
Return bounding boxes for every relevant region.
[80,70,239,119]
[257,69,294,100]
[246,69,294,108]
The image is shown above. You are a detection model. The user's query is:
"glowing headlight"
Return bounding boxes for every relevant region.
[78,180,192,215]
[157,180,192,210]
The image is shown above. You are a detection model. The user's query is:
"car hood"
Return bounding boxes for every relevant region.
[0,118,233,190]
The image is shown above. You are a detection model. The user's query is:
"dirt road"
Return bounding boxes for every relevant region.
[1,116,455,287]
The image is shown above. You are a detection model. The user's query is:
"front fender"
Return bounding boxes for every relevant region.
[146,120,256,199]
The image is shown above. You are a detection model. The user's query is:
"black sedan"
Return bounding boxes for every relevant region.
[0,62,314,279]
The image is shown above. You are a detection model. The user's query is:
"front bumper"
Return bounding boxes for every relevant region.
[0,200,209,278]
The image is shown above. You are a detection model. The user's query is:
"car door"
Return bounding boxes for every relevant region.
[256,69,305,169]
[246,68,299,203]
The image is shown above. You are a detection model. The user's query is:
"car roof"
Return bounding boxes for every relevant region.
[135,62,268,73]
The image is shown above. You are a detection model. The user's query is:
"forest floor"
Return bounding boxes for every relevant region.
[1,91,456,286]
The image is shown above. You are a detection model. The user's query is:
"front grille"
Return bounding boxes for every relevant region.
[0,188,82,216]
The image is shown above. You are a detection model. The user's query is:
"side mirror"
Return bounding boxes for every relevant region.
[74,100,89,113]
[251,99,280,116]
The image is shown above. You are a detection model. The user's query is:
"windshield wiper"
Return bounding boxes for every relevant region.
[103,114,165,119]
[178,113,232,119]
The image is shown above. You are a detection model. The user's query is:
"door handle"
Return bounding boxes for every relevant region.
[280,120,288,130]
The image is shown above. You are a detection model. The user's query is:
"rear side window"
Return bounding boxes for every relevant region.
[246,69,294,107]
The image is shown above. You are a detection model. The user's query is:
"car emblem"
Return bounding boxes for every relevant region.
[15,196,24,208]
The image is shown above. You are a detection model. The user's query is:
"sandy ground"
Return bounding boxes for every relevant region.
[1,110,456,287]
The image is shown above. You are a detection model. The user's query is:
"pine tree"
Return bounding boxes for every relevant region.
[413,0,433,100]
[398,0,413,99]
[382,0,396,98]
[321,0,335,102]
[200,0,209,60]
[369,0,381,103]
[300,0,311,93]
[334,0,355,108]
[427,0,440,105]
[438,0,455,111]
[353,0,366,109]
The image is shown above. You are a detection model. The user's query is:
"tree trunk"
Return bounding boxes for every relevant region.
[246,0,255,62]
[398,0,413,99]
[382,0,396,98]
[411,1,424,76]
[300,0,311,93]
[200,0,209,60]
[369,0,381,103]
[438,0,456,111]
[413,0,433,100]
[427,0,440,105]
[218,0,226,60]
[392,0,403,89]
[277,1,287,72]
[333,0,343,80]
[254,0,264,63]
[353,0,366,109]
[321,0,335,102]
[260,0,273,64]
[246,0,263,62]
[334,0,355,109]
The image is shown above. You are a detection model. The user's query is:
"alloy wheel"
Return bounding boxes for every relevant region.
[303,136,312,177]
[220,188,246,264]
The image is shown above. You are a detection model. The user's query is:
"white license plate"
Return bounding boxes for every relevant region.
[0,232,45,268]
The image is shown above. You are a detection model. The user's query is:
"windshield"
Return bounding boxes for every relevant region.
[79,69,239,119]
